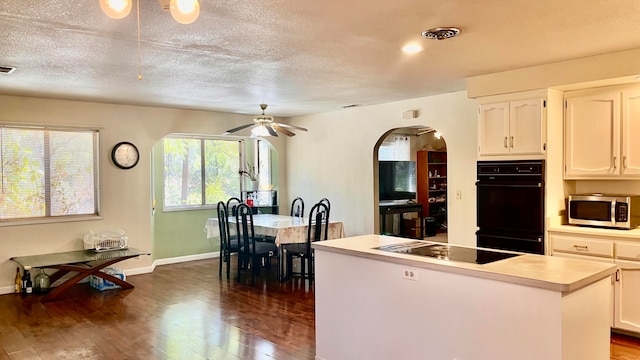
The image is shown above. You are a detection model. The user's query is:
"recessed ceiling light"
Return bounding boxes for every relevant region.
[422,27,461,40]
[402,44,423,54]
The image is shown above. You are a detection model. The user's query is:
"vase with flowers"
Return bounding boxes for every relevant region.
[239,162,259,191]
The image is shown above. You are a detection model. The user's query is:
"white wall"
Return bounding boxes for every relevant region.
[285,91,479,246]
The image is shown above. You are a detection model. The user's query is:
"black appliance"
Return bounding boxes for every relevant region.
[476,160,545,255]
[378,161,417,201]
[375,242,521,264]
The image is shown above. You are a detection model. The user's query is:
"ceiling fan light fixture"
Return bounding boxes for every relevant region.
[170,0,200,24]
[223,104,306,137]
[251,125,274,137]
[99,0,132,19]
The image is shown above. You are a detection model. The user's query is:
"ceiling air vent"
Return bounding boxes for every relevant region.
[421,27,461,40]
[0,66,17,74]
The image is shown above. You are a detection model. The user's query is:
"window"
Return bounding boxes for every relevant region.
[379,135,411,161]
[257,140,271,186]
[163,136,240,209]
[0,125,99,223]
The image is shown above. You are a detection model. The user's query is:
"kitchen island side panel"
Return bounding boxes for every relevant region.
[314,250,608,360]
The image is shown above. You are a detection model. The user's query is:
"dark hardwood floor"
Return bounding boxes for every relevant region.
[0,257,639,360]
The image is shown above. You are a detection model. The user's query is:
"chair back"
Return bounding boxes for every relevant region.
[235,203,256,254]
[307,202,330,248]
[291,197,305,217]
[216,201,230,250]
[226,197,243,216]
[319,197,331,221]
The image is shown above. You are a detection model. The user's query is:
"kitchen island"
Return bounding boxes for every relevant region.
[312,234,616,360]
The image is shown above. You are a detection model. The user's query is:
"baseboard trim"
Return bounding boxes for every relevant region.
[0,252,220,295]
[151,252,219,269]
[126,252,219,275]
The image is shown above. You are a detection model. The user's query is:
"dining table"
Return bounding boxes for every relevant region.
[205,214,345,280]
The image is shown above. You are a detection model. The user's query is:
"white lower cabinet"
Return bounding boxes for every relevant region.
[614,242,640,333]
[549,231,640,333]
[550,233,615,328]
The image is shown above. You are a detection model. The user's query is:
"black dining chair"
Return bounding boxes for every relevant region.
[291,197,304,217]
[284,201,329,285]
[235,203,279,285]
[225,196,243,241]
[319,197,331,220]
[217,201,239,279]
[226,197,243,216]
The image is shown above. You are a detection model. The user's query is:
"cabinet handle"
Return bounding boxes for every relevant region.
[623,156,627,169]
[504,137,508,148]
[510,136,514,148]
[613,156,617,170]
[616,269,620,282]
[573,244,589,252]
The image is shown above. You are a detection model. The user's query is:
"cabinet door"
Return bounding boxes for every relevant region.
[564,90,620,178]
[551,251,615,327]
[509,98,544,155]
[622,89,640,176]
[479,102,509,156]
[614,260,640,333]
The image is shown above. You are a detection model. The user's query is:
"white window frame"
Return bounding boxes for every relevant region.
[0,123,102,226]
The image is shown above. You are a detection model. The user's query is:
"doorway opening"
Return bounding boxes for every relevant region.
[374,126,448,242]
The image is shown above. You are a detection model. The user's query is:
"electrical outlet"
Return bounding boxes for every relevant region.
[456,190,462,200]
[401,268,418,281]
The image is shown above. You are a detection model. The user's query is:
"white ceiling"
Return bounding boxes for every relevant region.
[2,0,640,117]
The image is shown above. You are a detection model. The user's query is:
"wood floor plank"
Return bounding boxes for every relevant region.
[0,257,638,359]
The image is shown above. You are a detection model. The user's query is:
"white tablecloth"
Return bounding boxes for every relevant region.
[205,214,345,246]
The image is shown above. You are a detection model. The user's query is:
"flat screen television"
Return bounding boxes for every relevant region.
[379,161,417,201]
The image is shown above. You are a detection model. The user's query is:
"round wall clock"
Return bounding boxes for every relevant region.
[111,141,140,169]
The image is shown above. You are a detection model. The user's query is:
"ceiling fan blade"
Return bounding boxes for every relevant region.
[266,125,279,137]
[222,123,255,134]
[416,128,435,136]
[276,123,308,132]
[273,124,296,137]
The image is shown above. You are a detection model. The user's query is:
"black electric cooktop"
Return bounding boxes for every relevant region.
[375,242,521,264]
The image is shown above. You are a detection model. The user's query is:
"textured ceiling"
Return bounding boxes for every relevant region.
[2,0,640,117]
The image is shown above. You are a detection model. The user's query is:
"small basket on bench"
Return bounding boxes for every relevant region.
[83,229,128,252]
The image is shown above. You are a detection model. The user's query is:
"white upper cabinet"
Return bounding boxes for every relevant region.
[479,102,509,155]
[478,98,545,157]
[564,89,619,178]
[564,85,640,179]
[622,88,640,176]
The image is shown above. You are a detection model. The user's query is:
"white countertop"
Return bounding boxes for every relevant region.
[549,224,640,240]
[312,234,617,292]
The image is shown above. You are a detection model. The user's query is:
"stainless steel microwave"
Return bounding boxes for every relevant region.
[568,194,640,229]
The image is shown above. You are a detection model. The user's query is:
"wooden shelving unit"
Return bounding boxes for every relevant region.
[417,150,447,235]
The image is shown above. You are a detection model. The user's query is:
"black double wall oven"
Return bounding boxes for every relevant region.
[476,160,545,255]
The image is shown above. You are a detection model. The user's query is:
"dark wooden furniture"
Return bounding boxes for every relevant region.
[217,201,240,279]
[284,202,329,284]
[236,203,279,285]
[379,202,423,239]
[10,248,149,302]
[291,197,305,217]
[241,190,278,214]
[417,150,447,234]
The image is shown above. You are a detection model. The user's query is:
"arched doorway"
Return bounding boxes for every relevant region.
[374,126,448,242]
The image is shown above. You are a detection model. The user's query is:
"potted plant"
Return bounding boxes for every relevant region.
[239,162,259,190]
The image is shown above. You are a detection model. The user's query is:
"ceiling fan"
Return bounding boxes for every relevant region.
[223,104,308,137]
[415,127,441,138]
